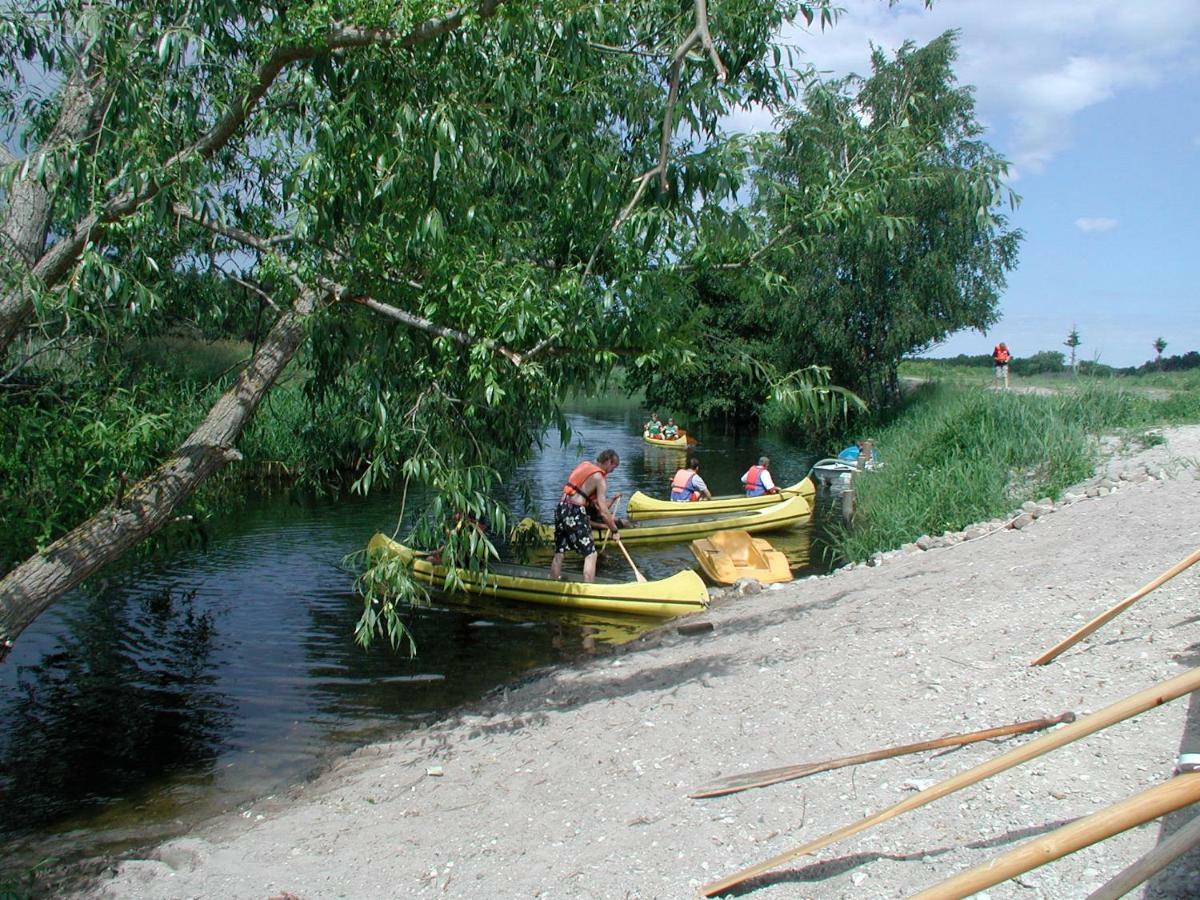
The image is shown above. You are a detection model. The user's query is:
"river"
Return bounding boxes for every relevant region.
[0,400,835,882]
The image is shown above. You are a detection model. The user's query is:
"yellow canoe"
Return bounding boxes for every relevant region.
[628,477,816,519]
[515,492,811,548]
[366,534,709,617]
[643,430,691,449]
[691,530,793,585]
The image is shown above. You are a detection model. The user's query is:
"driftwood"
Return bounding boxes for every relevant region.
[1085,811,1200,900]
[689,712,1075,799]
[1031,547,1200,666]
[698,667,1200,897]
[910,774,1200,899]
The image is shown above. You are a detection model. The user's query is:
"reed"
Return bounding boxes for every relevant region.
[826,380,1200,563]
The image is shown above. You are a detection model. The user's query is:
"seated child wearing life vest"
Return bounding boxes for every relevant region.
[661,417,680,439]
[644,413,662,437]
[670,457,712,502]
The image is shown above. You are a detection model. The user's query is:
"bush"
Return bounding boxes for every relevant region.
[1010,350,1065,376]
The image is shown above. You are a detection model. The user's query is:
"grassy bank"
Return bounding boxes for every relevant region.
[826,379,1200,564]
[0,338,366,573]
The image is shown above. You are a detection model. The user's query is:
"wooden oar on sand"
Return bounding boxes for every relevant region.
[911,774,1200,899]
[699,666,1200,897]
[689,711,1074,799]
[1031,546,1200,666]
[1086,810,1200,900]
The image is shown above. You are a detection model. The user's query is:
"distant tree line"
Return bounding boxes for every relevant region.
[919,350,1200,376]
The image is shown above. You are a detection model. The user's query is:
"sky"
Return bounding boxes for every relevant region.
[726,0,1200,368]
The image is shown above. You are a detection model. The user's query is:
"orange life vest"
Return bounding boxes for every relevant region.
[671,468,700,501]
[993,344,1010,364]
[743,465,767,496]
[562,461,603,505]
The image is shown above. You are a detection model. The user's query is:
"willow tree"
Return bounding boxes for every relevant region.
[0,0,875,654]
[750,31,1022,407]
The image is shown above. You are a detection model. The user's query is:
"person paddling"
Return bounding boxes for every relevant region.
[643,413,662,437]
[741,456,780,497]
[550,449,622,582]
[670,457,712,502]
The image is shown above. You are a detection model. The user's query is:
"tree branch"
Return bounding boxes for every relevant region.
[0,285,324,656]
[172,203,528,368]
[0,0,509,356]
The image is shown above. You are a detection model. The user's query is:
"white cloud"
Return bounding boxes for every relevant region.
[1075,217,1118,233]
[776,0,1200,173]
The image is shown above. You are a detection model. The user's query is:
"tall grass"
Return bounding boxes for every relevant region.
[827,380,1199,564]
[0,340,369,572]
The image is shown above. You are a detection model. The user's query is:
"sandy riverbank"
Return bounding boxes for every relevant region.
[88,427,1200,899]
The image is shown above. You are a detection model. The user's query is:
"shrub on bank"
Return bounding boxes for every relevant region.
[826,381,1198,564]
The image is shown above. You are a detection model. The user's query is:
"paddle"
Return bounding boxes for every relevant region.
[607,494,646,583]
[912,774,1200,899]
[613,535,647,583]
[688,711,1075,799]
[1031,545,1200,666]
[699,666,1200,897]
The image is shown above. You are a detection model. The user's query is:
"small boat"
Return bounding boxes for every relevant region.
[690,530,793,585]
[643,430,691,449]
[514,493,811,548]
[366,534,709,617]
[809,457,871,494]
[628,477,816,520]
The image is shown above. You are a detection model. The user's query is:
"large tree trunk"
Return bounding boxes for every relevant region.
[0,64,105,352]
[0,288,320,657]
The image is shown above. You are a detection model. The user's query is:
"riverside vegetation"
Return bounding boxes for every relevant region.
[820,367,1200,566]
[0,337,360,574]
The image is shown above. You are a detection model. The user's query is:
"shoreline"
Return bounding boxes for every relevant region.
[86,427,1200,898]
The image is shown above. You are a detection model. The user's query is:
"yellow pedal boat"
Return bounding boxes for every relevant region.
[514,492,811,548]
[366,534,709,617]
[643,430,691,449]
[628,477,816,520]
[690,530,793,585]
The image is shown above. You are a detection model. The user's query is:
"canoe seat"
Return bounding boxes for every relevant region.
[709,530,766,567]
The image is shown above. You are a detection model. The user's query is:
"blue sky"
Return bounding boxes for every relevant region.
[728,0,1200,367]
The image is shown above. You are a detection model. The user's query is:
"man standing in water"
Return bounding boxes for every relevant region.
[550,449,622,582]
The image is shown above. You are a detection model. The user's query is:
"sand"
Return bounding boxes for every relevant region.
[87,426,1200,899]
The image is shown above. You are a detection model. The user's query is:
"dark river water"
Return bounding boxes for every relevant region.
[0,399,834,879]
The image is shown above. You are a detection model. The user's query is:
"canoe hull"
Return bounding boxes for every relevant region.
[690,530,793,585]
[643,430,691,449]
[367,534,709,617]
[629,477,816,519]
[517,493,811,548]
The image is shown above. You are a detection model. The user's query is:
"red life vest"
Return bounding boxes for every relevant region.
[562,461,603,506]
[993,344,1010,364]
[671,468,700,501]
[743,465,766,495]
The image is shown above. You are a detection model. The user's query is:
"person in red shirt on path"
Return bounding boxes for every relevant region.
[992,342,1011,389]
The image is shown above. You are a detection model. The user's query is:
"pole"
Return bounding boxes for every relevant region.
[1031,547,1200,666]
[911,775,1200,899]
[699,667,1200,897]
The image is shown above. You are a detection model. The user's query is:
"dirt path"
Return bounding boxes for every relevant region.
[90,428,1200,899]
